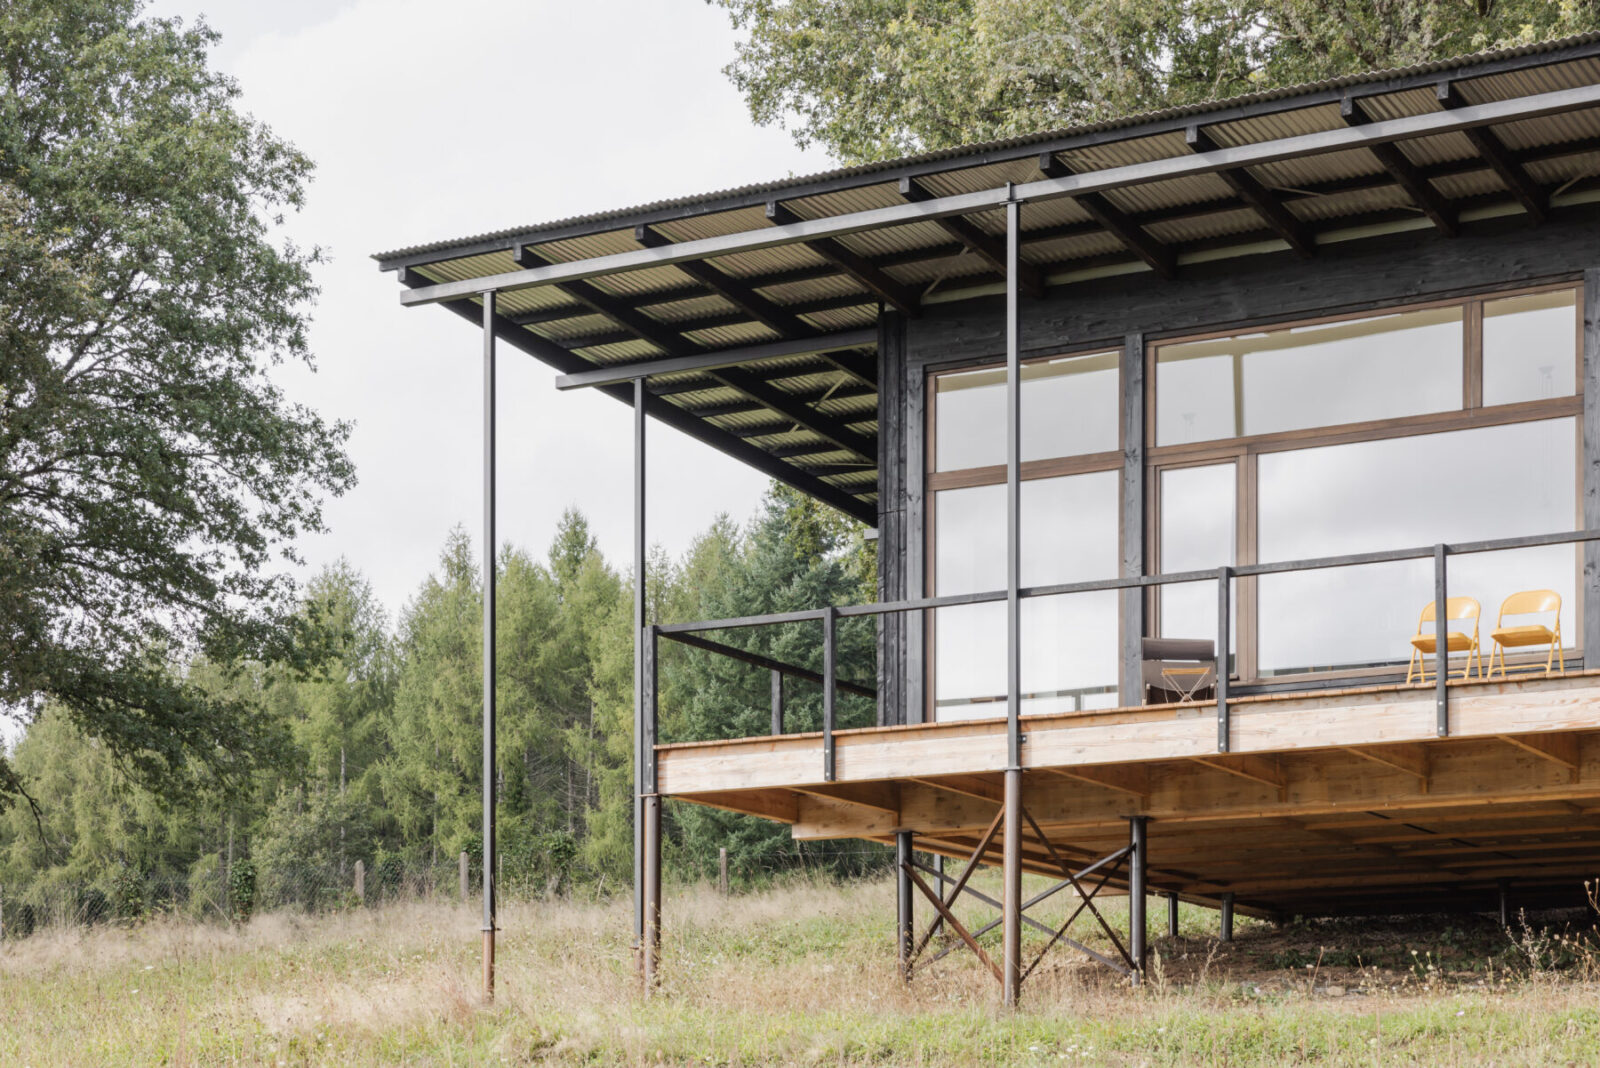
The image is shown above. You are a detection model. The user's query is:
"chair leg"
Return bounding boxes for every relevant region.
[1406,649,1418,685]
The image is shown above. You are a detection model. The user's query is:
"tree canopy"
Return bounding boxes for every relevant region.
[711,0,1600,162]
[0,1,353,809]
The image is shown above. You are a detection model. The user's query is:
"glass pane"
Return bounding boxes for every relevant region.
[1156,307,1463,445]
[1257,418,1576,676]
[1483,289,1577,406]
[934,350,1118,470]
[933,471,1119,720]
[1158,464,1236,659]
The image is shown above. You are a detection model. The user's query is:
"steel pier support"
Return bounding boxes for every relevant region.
[1002,769,1023,1007]
[1220,892,1235,942]
[632,377,648,973]
[1498,878,1511,927]
[1127,817,1148,983]
[480,291,498,1002]
[1167,892,1180,938]
[896,832,914,979]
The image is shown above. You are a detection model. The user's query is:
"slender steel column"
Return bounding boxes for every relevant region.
[642,794,662,989]
[895,832,914,979]
[1220,892,1235,943]
[633,377,648,967]
[1167,892,1180,938]
[481,291,498,1001]
[770,669,784,735]
[1434,543,1450,736]
[1005,192,1023,771]
[1001,768,1023,1007]
[1498,878,1511,927]
[1127,816,1148,983]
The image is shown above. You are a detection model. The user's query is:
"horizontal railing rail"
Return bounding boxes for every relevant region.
[645,528,1600,782]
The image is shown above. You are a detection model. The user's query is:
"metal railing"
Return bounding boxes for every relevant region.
[645,528,1600,785]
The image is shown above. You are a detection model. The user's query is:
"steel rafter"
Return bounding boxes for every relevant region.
[1340,94,1459,236]
[1038,152,1178,278]
[1436,80,1549,223]
[766,200,921,315]
[1183,126,1316,258]
[899,176,1047,297]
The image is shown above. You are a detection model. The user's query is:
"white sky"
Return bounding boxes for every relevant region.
[143,0,835,621]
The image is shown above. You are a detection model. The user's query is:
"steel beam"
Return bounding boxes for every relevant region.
[480,291,498,1002]
[767,200,920,315]
[1038,152,1177,278]
[398,83,1600,307]
[553,332,877,390]
[1340,95,1459,236]
[1184,126,1315,257]
[1437,81,1548,224]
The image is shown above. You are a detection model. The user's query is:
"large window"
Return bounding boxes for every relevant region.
[929,348,1121,721]
[1152,284,1581,682]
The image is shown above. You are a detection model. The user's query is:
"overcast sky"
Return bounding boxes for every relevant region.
[142,0,835,623]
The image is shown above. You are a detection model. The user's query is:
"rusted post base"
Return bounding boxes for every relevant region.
[643,795,662,992]
[1001,768,1023,1008]
[482,928,495,1001]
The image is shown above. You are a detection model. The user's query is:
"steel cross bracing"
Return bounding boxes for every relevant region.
[898,795,1143,996]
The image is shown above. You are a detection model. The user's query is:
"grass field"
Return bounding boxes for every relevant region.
[5,873,1600,1066]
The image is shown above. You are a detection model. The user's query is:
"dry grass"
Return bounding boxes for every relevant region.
[4,873,1600,1065]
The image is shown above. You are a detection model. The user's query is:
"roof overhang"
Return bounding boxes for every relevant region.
[379,34,1600,525]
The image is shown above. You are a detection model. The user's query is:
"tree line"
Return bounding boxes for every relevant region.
[0,485,884,919]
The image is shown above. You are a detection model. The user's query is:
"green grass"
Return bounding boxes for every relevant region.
[4,874,1599,1065]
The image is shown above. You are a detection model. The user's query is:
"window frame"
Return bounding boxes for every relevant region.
[1146,280,1585,686]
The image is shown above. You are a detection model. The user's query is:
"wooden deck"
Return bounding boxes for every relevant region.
[657,671,1600,916]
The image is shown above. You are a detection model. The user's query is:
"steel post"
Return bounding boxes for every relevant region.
[633,377,648,966]
[1220,892,1235,943]
[1002,768,1023,1007]
[822,606,837,781]
[896,832,914,979]
[1435,543,1449,736]
[1127,817,1148,983]
[1168,892,1180,937]
[1004,193,1023,771]
[481,291,498,1002]
[1498,878,1511,927]
[770,669,784,735]
[1216,566,1231,752]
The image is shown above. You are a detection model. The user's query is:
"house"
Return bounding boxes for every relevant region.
[378,33,1600,1004]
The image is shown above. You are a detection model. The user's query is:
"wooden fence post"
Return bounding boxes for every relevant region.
[719,848,729,896]
[354,860,365,905]
[460,851,469,904]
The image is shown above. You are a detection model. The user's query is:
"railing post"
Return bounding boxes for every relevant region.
[770,669,784,736]
[823,606,837,781]
[1434,543,1449,737]
[1216,566,1231,753]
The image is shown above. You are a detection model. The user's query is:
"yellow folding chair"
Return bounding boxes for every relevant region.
[1406,598,1481,684]
[1485,589,1564,679]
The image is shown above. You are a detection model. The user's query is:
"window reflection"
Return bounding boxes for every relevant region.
[1158,464,1236,667]
[933,472,1119,720]
[1483,290,1577,407]
[1257,419,1575,675]
[934,350,1118,470]
[1156,307,1463,445]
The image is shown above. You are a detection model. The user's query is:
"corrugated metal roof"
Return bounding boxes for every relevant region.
[375,31,1600,263]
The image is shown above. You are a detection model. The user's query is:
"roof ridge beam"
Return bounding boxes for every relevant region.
[1340,93,1459,236]
[398,82,1600,306]
[1436,80,1549,224]
[766,200,921,316]
[1182,126,1316,258]
[898,176,1047,296]
[1037,153,1178,277]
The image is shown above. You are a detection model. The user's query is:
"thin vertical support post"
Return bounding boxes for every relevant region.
[1216,566,1232,752]
[644,626,658,795]
[1127,817,1148,983]
[632,377,648,966]
[1583,269,1600,669]
[770,669,784,736]
[1001,768,1023,1007]
[1167,892,1180,937]
[1498,878,1511,927]
[1120,333,1146,706]
[1220,892,1235,943]
[896,831,914,979]
[1434,543,1449,737]
[642,794,662,990]
[822,606,838,781]
[480,291,498,1002]
[1004,192,1023,771]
